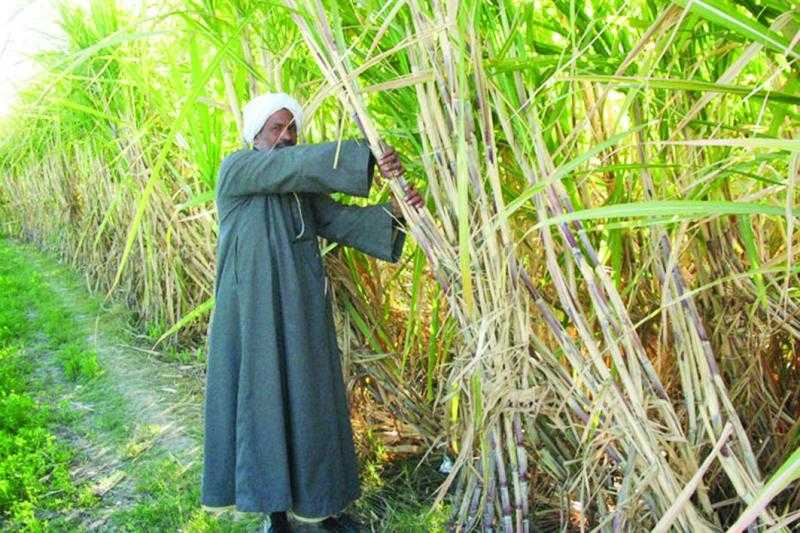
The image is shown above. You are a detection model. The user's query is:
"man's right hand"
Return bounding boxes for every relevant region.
[378,146,404,181]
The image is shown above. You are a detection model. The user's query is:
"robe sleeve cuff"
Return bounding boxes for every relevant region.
[345,138,374,198]
[381,203,407,263]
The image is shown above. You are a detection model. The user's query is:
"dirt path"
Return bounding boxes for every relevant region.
[43,284,200,528]
[17,245,259,531]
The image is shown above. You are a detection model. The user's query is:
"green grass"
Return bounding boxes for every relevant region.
[0,239,90,529]
[0,237,251,530]
[110,457,231,532]
[57,342,103,382]
[355,453,450,532]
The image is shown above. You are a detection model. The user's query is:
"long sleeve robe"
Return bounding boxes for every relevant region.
[201,139,406,516]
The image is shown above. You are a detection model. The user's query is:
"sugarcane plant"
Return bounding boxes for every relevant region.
[280,0,800,530]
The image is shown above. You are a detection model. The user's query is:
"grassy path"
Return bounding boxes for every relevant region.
[0,237,446,532]
[0,237,257,531]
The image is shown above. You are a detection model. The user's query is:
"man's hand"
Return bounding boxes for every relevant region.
[377,146,404,180]
[375,144,423,219]
[389,185,424,220]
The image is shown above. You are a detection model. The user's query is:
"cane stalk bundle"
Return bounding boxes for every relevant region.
[281,0,800,530]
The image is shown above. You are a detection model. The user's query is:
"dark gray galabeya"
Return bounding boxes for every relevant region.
[201,139,406,517]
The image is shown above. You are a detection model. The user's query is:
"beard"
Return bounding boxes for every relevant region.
[273,140,295,149]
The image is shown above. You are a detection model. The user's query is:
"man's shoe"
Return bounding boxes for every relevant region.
[265,511,292,533]
[319,512,362,532]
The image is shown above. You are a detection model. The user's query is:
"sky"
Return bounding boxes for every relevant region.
[0,0,90,117]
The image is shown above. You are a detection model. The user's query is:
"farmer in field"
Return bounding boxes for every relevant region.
[200,92,423,533]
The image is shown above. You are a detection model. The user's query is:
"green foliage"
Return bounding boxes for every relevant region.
[38,303,78,349]
[111,457,209,531]
[354,453,451,533]
[0,347,28,398]
[382,504,449,532]
[0,424,76,518]
[0,392,39,432]
[0,249,76,528]
[0,240,108,528]
[57,341,103,381]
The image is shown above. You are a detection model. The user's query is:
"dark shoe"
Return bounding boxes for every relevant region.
[319,512,362,532]
[266,511,292,533]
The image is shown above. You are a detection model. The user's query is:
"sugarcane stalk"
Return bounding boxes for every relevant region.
[632,103,781,528]
[490,427,513,533]
[482,447,497,532]
[503,413,525,533]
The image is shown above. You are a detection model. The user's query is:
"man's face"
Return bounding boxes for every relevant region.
[253,108,298,151]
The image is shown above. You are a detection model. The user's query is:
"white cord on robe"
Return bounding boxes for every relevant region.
[292,192,305,239]
[289,191,329,297]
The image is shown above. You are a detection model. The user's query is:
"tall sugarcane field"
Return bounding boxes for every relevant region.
[0,0,799,531]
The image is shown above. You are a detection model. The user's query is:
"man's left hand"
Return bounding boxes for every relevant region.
[390,186,424,220]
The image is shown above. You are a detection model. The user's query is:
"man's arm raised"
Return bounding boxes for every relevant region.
[216,139,375,199]
[308,194,406,263]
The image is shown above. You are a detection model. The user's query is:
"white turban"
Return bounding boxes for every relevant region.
[241,92,304,144]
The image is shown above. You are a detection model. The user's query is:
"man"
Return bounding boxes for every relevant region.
[200,92,423,533]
